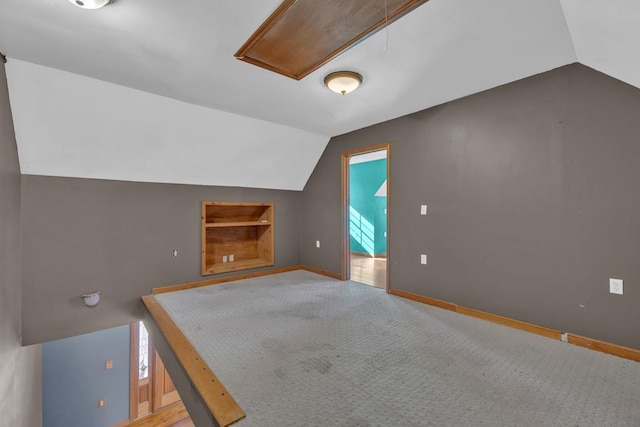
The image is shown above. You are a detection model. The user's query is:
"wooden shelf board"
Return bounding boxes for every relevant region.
[205,221,271,228]
[204,258,273,275]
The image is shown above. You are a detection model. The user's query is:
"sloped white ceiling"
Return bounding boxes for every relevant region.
[6,60,328,190]
[560,0,640,90]
[3,0,637,189]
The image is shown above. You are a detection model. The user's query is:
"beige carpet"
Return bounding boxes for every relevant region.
[155,270,640,426]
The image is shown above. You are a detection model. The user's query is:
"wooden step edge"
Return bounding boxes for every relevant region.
[142,295,245,427]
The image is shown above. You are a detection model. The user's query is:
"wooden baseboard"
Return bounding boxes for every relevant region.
[350,252,387,259]
[568,333,640,362]
[300,265,343,280]
[388,289,456,311]
[456,306,561,340]
[350,251,372,257]
[389,288,639,362]
[153,265,344,295]
[152,265,303,294]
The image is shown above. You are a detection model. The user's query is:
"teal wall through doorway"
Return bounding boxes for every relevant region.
[349,157,387,256]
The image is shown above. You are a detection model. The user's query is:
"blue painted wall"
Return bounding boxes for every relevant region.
[42,324,130,427]
[349,158,387,255]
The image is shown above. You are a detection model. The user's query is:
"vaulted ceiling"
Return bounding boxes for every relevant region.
[1,0,638,190]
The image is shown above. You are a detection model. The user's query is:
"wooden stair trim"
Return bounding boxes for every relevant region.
[141,295,245,427]
[389,288,640,362]
[145,265,342,425]
[124,401,191,427]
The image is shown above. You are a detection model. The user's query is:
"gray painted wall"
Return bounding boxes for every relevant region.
[0,61,42,426]
[42,324,130,427]
[21,176,302,344]
[302,64,640,349]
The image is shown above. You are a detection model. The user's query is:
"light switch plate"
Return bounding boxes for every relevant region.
[316,241,320,248]
[420,205,427,215]
[609,278,623,295]
[421,254,427,265]
[98,399,106,408]
[105,360,113,370]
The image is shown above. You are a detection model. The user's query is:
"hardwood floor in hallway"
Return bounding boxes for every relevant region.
[125,401,193,427]
[350,253,387,289]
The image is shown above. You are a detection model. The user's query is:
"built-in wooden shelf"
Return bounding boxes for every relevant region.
[205,221,272,228]
[201,202,274,275]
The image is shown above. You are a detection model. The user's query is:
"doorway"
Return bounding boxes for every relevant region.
[342,144,389,290]
[129,321,181,421]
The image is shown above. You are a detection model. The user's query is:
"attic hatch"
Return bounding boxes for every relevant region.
[235,0,429,80]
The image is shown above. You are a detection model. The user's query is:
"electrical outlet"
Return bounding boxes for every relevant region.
[420,204,427,215]
[229,254,234,262]
[172,249,179,257]
[316,241,320,248]
[420,254,427,265]
[98,399,106,408]
[105,360,113,370]
[222,255,228,263]
[609,278,623,295]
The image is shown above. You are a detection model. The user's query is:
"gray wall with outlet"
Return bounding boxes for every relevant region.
[15,63,640,351]
[301,63,640,349]
[20,176,303,344]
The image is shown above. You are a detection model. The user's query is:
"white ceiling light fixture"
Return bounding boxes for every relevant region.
[324,71,363,95]
[67,0,112,9]
[81,291,102,307]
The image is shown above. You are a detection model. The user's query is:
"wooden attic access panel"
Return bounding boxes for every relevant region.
[235,0,429,80]
[201,202,274,275]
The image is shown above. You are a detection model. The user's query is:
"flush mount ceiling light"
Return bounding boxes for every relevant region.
[67,0,112,9]
[324,71,363,95]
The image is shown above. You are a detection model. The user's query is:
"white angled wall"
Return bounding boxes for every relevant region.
[6,60,329,191]
[560,0,640,90]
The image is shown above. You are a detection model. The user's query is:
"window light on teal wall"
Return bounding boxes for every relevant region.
[349,158,387,256]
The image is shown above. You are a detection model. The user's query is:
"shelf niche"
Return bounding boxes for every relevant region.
[201,202,274,275]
